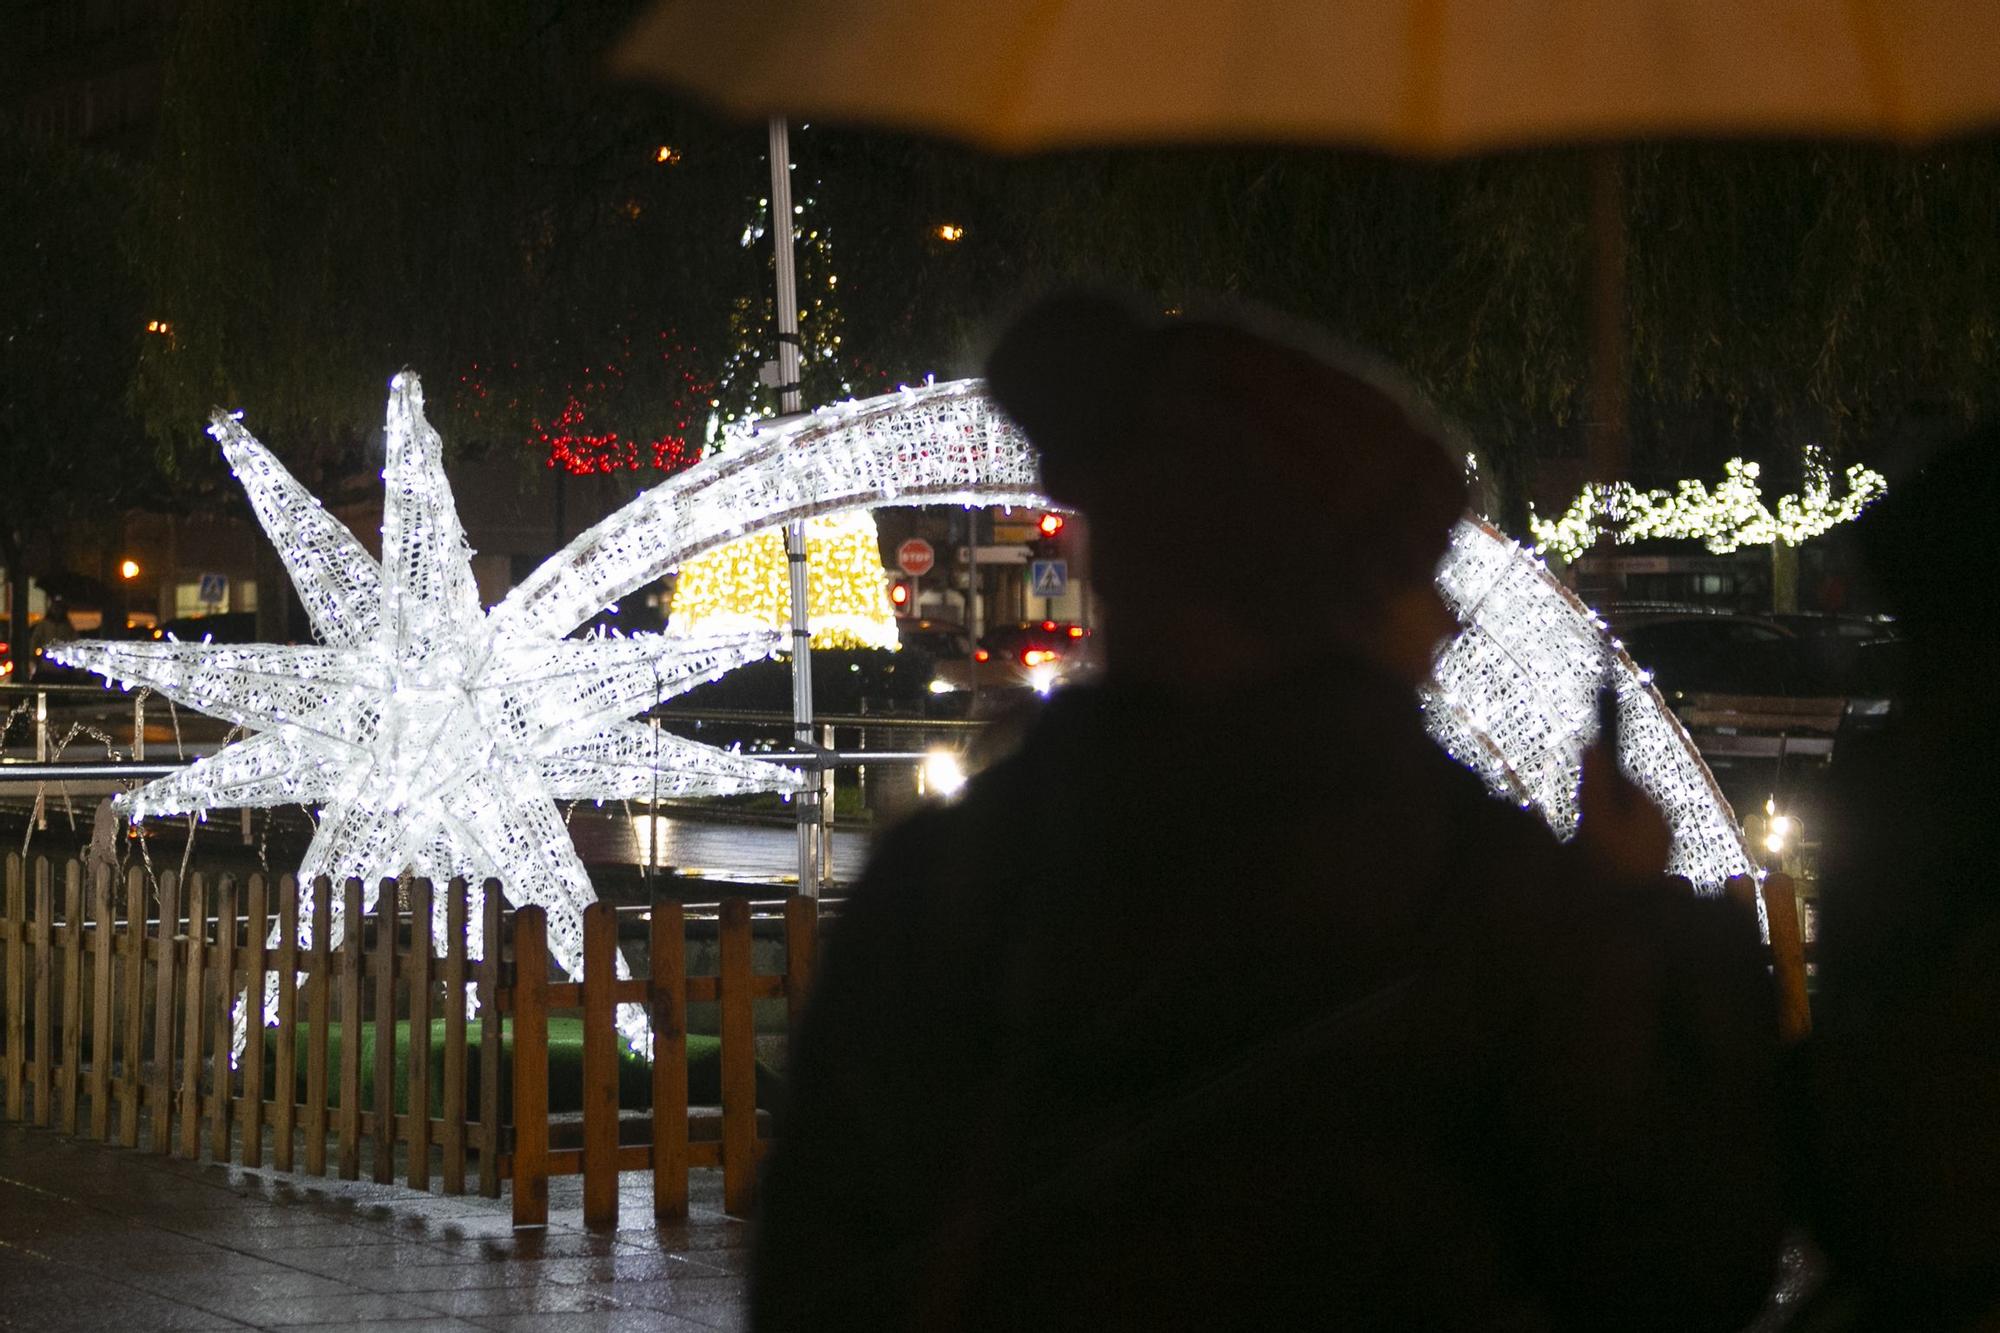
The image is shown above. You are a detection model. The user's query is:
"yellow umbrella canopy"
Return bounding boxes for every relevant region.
[614,0,2000,154]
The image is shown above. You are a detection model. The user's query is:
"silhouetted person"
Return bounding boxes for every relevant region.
[1805,427,2000,1328]
[27,597,76,680]
[752,294,1782,1331]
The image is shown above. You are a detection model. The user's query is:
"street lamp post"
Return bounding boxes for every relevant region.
[767,116,821,897]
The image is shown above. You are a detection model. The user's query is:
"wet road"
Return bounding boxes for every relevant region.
[571,808,874,886]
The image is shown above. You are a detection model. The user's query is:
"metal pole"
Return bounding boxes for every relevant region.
[33,688,48,831]
[966,513,980,714]
[769,115,820,898]
[819,723,836,889]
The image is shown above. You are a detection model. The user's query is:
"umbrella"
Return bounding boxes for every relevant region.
[611,2,2000,488]
[610,1,2000,155]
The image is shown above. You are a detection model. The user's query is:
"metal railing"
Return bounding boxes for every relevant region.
[1,686,996,885]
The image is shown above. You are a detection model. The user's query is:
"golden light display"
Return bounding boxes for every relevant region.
[667,510,900,650]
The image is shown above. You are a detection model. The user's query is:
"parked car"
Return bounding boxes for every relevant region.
[901,619,1028,716]
[1614,608,1807,700]
[976,619,1100,693]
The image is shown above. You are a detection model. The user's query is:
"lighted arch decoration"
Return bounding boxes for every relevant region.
[531,378,1753,887]
[1427,519,1755,886]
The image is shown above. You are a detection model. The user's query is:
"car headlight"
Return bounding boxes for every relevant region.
[928,678,961,694]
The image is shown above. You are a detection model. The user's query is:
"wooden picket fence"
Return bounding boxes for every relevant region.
[0,852,818,1226]
[500,895,818,1228]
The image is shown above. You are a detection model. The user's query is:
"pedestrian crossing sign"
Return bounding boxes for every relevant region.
[1030,559,1068,597]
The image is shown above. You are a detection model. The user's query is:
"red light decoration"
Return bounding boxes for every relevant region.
[461,332,712,478]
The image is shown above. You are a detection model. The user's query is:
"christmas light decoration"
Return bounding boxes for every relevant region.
[1528,445,1887,562]
[493,379,1048,640]
[52,367,1758,1065]
[51,374,1050,1047]
[1426,519,1755,888]
[668,511,900,650]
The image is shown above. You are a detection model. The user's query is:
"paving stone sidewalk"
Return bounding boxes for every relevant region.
[0,1121,748,1331]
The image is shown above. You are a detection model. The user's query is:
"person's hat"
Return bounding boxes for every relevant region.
[985,291,1465,616]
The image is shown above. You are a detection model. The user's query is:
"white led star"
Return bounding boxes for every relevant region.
[52,374,1049,1045]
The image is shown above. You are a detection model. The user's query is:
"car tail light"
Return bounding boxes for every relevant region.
[1041,620,1056,631]
[1067,626,1084,638]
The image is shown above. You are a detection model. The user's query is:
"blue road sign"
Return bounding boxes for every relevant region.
[1030,559,1068,598]
[197,572,228,606]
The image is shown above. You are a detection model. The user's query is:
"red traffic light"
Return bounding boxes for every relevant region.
[1037,512,1065,538]
[889,580,912,614]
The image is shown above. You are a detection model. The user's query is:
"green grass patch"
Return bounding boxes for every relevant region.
[280,1018,779,1116]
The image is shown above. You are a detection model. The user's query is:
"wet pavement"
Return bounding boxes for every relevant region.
[0,1121,749,1331]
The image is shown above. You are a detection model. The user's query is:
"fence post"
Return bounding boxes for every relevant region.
[581,901,620,1229]
[372,879,397,1185]
[59,860,82,1135]
[718,896,757,1216]
[1761,872,1812,1042]
[785,895,818,1024]
[209,876,237,1162]
[5,853,23,1120]
[442,877,467,1195]
[89,861,112,1141]
[150,869,179,1154]
[407,878,432,1192]
[306,876,333,1177]
[477,880,502,1198]
[511,906,550,1229]
[32,858,53,1127]
[243,873,268,1167]
[177,873,206,1159]
[338,877,362,1180]
[273,875,298,1173]
[650,901,689,1221]
[119,866,144,1148]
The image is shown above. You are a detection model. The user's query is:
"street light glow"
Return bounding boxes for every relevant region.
[921,749,967,799]
[119,559,141,580]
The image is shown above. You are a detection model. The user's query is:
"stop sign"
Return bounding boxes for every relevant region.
[895,538,936,577]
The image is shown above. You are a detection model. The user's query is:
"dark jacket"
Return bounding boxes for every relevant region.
[752,662,1782,1331]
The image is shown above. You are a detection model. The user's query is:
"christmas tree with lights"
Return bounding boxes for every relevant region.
[673,132,898,651]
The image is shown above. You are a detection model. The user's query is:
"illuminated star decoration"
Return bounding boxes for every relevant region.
[53,375,1049,1046]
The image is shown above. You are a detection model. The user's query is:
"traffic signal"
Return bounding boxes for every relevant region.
[889,579,913,616]
[1028,512,1067,559]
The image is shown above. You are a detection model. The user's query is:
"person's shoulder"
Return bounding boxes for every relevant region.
[836,771,1013,924]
